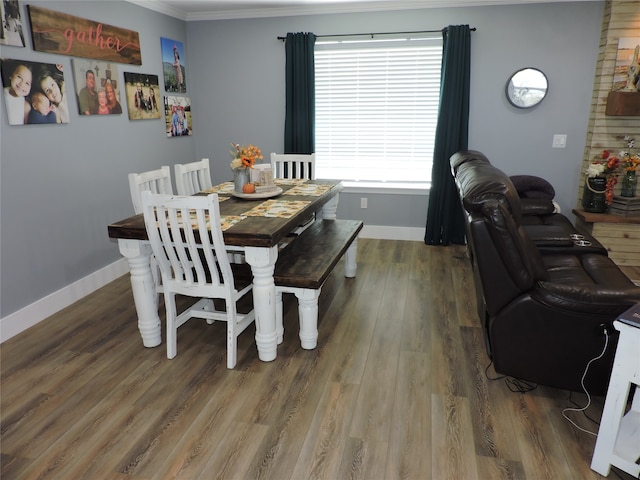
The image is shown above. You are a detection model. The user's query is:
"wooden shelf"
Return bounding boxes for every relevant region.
[605,91,640,116]
[573,209,640,225]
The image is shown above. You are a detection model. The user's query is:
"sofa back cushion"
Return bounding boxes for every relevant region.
[451,152,523,223]
[482,200,549,285]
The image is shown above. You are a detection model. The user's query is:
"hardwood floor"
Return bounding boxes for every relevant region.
[2,239,637,479]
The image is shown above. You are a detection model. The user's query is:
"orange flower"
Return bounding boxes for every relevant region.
[230,142,264,170]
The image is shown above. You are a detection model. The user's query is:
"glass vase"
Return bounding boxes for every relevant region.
[581,176,607,213]
[620,170,637,198]
[233,168,250,193]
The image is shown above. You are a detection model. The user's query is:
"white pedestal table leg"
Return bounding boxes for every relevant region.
[245,246,279,362]
[117,238,162,348]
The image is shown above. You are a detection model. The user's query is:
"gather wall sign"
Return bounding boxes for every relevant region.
[27,5,142,65]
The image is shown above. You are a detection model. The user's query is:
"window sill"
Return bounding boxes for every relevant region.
[340,181,430,195]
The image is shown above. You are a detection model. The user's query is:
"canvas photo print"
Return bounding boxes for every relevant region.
[1,58,70,125]
[164,95,192,137]
[161,37,186,93]
[71,59,122,115]
[612,37,640,92]
[123,72,160,120]
[0,0,25,47]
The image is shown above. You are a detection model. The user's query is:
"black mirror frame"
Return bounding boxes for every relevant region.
[505,67,548,109]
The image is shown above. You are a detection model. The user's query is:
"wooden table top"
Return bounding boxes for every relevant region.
[108,180,343,248]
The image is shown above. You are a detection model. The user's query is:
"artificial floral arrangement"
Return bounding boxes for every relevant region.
[620,135,640,172]
[229,142,263,170]
[586,149,620,205]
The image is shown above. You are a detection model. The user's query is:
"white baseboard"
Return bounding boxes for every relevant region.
[0,226,424,343]
[0,258,129,343]
[360,224,426,241]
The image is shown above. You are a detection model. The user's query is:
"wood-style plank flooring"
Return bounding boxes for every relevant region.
[2,239,638,479]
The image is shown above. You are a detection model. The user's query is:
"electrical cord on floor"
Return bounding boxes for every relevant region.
[568,390,600,426]
[484,361,538,392]
[561,329,610,436]
[484,361,506,381]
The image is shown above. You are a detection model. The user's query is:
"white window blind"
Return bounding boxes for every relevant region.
[314,35,443,187]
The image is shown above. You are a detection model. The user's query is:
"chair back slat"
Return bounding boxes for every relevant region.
[142,192,232,295]
[270,153,315,180]
[175,158,213,195]
[128,166,173,214]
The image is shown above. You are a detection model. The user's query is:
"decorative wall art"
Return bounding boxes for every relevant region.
[612,38,640,92]
[27,5,141,65]
[606,37,640,116]
[1,58,70,125]
[0,0,25,47]
[161,37,186,93]
[123,72,161,120]
[71,59,122,115]
[164,95,192,137]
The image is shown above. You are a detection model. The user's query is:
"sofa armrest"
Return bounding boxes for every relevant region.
[535,282,640,315]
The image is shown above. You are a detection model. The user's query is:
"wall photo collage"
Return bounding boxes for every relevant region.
[0,2,192,136]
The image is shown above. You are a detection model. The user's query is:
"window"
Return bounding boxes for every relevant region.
[314,35,443,188]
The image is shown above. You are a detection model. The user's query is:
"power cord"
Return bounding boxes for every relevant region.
[561,329,610,436]
[484,361,537,392]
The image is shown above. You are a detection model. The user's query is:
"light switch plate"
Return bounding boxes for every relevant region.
[552,134,567,148]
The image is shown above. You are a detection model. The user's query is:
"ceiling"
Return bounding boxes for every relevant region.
[126,0,599,21]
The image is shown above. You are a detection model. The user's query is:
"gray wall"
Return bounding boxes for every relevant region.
[1,1,603,319]
[0,1,194,318]
[188,2,603,224]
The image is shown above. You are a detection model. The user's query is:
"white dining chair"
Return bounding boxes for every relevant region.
[174,158,213,195]
[128,166,173,214]
[270,153,315,180]
[141,191,255,368]
[128,166,174,302]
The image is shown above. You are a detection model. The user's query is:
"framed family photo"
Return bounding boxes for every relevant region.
[164,95,192,137]
[1,58,70,125]
[0,0,26,47]
[71,59,122,115]
[161,37,186,93]
[123,72,161,120]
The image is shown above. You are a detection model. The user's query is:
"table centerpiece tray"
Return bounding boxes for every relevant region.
[231,187,283,200]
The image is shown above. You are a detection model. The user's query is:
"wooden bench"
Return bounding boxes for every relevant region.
[274,219,364,349]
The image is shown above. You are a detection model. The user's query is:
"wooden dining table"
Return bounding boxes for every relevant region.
[108,178,343,362]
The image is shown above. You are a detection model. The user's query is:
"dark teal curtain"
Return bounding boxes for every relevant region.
[424,25,471,246]
[284,32,316,154]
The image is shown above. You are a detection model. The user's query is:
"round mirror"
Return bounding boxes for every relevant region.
[505,68,548,108]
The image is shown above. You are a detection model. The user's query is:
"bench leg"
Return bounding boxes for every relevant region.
[295,288,321,349]
[344,237,358,278]
[275,290,284,345]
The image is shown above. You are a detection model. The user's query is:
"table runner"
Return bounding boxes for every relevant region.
[172,211,245,231]
[283,183,333,196]
[201,182,235,194]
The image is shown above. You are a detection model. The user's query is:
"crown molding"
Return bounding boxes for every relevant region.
[127,0,189,20]
[127,0,602,21]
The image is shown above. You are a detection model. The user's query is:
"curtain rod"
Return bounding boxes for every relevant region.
[277,27,476,41]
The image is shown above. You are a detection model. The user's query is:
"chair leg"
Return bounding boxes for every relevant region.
[226,307,237,369]
[165,292,178,359]
[295,288,321,349]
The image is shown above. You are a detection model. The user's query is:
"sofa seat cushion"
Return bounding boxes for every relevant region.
[535,254,640,314]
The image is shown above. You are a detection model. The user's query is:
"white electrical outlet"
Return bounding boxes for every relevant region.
[361,197,368,209]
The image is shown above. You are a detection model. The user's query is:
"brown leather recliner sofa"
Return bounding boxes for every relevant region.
[450,150,640,394]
